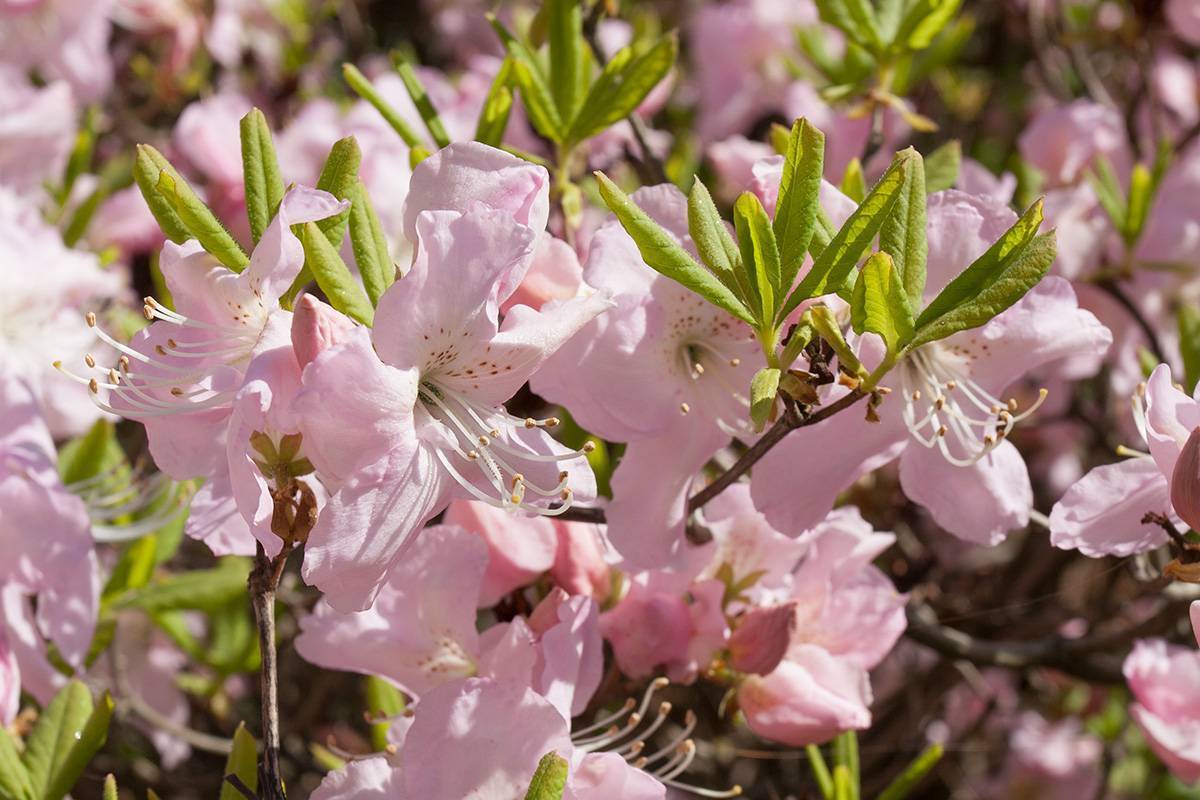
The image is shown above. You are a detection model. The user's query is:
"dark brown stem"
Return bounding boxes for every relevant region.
[860,103,887,167]
[1095,278,1169,366]
[249,542,291,800]
[224,775,259,800]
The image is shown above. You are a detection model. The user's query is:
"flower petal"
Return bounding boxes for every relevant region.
[1050,457,1173,556]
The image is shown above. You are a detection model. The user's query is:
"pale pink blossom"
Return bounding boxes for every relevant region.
[0,69,75,193]
[992,712,1102,800]
[0,0,113,103]
[1167,0,1200,46]
[444,500,558,606]
[1018,99,1129,188]
[0,626,17,725]
[1124,638,1200,782]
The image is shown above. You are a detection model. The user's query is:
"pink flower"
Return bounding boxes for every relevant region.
[1051,364,1194,556]
[0,70,75,193]
[1,187,127,439]
[0,627,17,726]
[295,144,608,611]
[0,371,99,705]
[444,500,558,606]
[994,712,1102,800]
[312,677,664,800]
[1124,639,1200,782]
[549,518,612,601]
[88,185,165,257]
[1018,100,1129,188]
[0,0,114,103]
[754,190,1112,546]
[1167,0,1200,46]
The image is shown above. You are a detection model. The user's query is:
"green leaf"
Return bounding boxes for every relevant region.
[750,368,782,432]
[475,59,516,146]
[815,0,883,52]
[342,63,424,148]
[807,305,865,376]
[687,179,748,302]
[877,742,944,800]
[348,180,395,306]
[1179,306,1200,394]
[43,692,113,800]
[780,317,816,370]
[219,724,258,800]
[833,731,860,800]
[155,170,250,271]
[840,158,866,203]
[58,108,97,206]
[240,108,286,244]
[774,119,826,301]
[57,420,121,486]
[132,144,191,245]
[1124,163,1153,246]
[102,775,117,800]
[915,199,1045,330]
[894,0,963,51]
[546,0,587,124]
[300,221,375,326]
[101,534,159,605]
[782,151,912,319]
[394,58,452,149]
[523,752,569,800]
[113,558,251,613]
[314,136,361,248]
[806,745,834,800]
[851,252,914,353]
[908,230,1055,350]
[1087,156,1127,236]
[833,764,853,800]
[922,140,961,193]
[594,172,756,325]
[490,17,564,142]
[880,147,928,309]
[734,192,781,324]
[567,33,676,145]
[364,676,406,752]
[207,597,260,674]
[0,729,35,800]
[24,681,94,800]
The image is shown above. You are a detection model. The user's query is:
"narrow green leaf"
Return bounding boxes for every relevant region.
[546,0,586,123]
[0,729,35,800]
[895,0,963,50]
[490,16,564,142]
[475,59,516,146]
[877,742,944,800]
[851,252,914,352]
[734,191,781,324]
[343,63,424,148]
[113,558,251,613]
[915,199,1045,329]
[1124,163,1153,246]
[782,152,912,318]
[880,147,928,309]
[808,305,865,376]
[394,58,452,149]
[1087,156,1127,235]
[348,180,395,306]
[687,179,749,302]
[44,692,114,800]
[240,108,286,244]
[314,136,361,248]
[922,140,961,193]
[780,317,816,370]
[207,597,260,674]
[806,744,834,800]
[815,0,883,52]
[750,368,782,432]
[101,534,159,605]
[364,676,406,752]
[131,145,199,246]
[523,752,569,800]
[23,680,94,798]
[219,723,259,800]
[566,33,676,145]
[300,222,375,326]
[833,764,852,800]
[908,230,1055,349]
[155,171,249,271]
[57,420,120,486]
[1179,305,1200,394]
[103,775,118,800]
[774,119,825,300]
[840,158,866,203]
[594,173,756,325]
[59,108,97,206]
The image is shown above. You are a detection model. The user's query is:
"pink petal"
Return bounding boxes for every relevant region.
[443,501,557,607]
[1049,457,1173,557]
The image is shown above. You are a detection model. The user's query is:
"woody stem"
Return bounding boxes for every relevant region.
[249,541,292,800]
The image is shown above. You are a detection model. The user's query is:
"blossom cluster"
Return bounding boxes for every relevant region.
[4,0,1200,798]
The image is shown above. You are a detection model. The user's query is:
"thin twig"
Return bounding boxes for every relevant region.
[1094,278,1169,365]
[249,542,292,800]
[224,775,260,800]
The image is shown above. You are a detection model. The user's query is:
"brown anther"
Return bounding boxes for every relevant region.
[119,355,130,369]
[524,417,537,428]
[88,378,99,394]
[1007,398,1018,411]
[582,441,596,453]
[467,450,479,460]
[545,417,560,427]
[511,474,524,488]
[680,402,691,414]
[936,425,948,437]
[166,338,178,348]
[729,358,741,367]
[945,380,958,390]
[911,390,921,401]
[693,363,705,375]
[155,345,167,356]
[477,435,490,446]
[558,471,569,481]
[560,488,572,501]
[84,354,96,368]
[142,304,154,320]
[85,312,96,327]
[934,396,945,410]
[107,369,120,384]
[170,387,184,396]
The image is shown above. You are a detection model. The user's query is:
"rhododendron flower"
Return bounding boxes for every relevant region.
[754,190,1112,545]
[0,0,113,103]
[313,677,665,800]
[993,712,1102,799]
[0,371,98,704]
[1,187,126,438]
[0,627,16,726]
[0,70,75,193]
[1167,0,1200,46]
[296,145,608,611]
[1051,364,1195,556]
[1124,638,1200,782]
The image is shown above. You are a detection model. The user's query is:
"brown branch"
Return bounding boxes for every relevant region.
[249,542,292,800]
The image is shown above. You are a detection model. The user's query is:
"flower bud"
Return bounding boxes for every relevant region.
[549,521,611,601]
[729,602,797,676]
[528,587,571,636]
[1170,426,1200,532]
[291,294,356,369]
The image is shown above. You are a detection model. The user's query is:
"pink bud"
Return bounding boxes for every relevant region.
[291,294,357,369]
[1170,426,1200,532]
[729,602,797,675]
[528,587,571,637]
[549,521,611,601]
